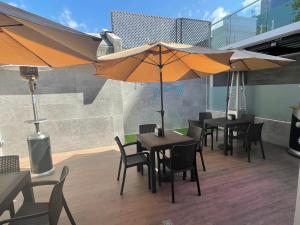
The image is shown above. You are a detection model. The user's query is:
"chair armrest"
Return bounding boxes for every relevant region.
[30,180,58,187]
[132,152,150,158]
[0,211,48,225]
[123,142,138,148]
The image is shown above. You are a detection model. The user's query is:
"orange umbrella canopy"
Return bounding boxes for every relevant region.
[230,49,295,71]
[0,2,101,67]
[96,42,233,82]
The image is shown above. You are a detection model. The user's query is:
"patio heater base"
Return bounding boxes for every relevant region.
[288,107,300,158]
[27,132,54,177]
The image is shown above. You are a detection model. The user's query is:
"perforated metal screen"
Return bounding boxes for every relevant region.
[111,11,211,49]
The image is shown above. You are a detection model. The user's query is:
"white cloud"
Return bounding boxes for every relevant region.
[241,0,261,16]
[203,11,210,20]
[211,7,229,23]
[59,9,87,31]
[242,0,258,7]
[8,1,26,9]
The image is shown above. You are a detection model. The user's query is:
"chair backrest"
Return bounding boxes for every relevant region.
[170,143,198,171]
[187,125,203,143]
[0,155,20,174]
[246,123,264,142]
[199,112,212,120]
[115,136,126,159]
[139,124,156,134]
[241,114,255,123]
[188,119,201,128]
[49,166,69,225]
[199,112,212,128]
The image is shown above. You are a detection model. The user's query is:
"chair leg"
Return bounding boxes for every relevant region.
[63,196,76,225]
[156,152,162,186]
[141,165,144,176]
[204,135,208,146]
[120,168,127,195]
[8,203,15,218]
[171,171,175,203]
[199,150,206,171]
[194,166,201,196]
[183,171,187,180]
[247,142,251,163]
[147,164,151,190]
[162,150,166,174]
[216,128,219,142]
[117,157,122,181]
[260,140,266,159]
[210,133,213,150]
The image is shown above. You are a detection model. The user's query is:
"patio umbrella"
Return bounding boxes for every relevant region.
[0,2,101,67]
[0,2,101,175]
[0,2,102,131]
[225,49,295,118]
[96,42,233,135]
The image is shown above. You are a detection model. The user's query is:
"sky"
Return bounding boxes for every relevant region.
[3,0,257,33]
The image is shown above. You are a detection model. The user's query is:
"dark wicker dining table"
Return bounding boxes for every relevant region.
[0,171,35,215]
[204,117,253,155]
[137,130,194,193]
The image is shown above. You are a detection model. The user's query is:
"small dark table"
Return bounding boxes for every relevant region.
[0,171,35,215]
[205,117,252,155]
[137,130,194,193]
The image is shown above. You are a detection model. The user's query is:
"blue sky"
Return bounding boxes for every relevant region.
[3,0,256,33]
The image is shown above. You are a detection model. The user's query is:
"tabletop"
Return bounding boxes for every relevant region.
[137,130,194,151]
[205,117,252,128]
[0,171,33,214]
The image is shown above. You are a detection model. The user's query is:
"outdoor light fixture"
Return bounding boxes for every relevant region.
[1,65,55,176]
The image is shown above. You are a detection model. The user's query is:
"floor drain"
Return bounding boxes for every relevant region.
[162,219,173,225]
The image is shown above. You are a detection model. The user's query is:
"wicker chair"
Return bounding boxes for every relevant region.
[0,166,76,225]
[139,124,156,134]
[0,155,20,217]
[0,155,20,174]
[188,120,213,150]
[115,136,151,195]
[163,143,201,203]
[199,112,218,142]
[187,125,206,171]
[244,123,266,163]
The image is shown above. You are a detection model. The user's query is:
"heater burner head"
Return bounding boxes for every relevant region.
[19,66,39,81]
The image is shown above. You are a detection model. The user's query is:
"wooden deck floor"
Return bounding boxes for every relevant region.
[8,140,300,225]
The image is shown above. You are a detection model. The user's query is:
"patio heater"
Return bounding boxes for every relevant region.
[288,105,300,158]
[20,66,54,176]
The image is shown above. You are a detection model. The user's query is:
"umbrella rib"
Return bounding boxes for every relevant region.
[124,54,150,81]
[3,29,52,67]
[164,52,191,66]
[167,48,201,78]
[240,60,251,71]
[8,16,99,62]
[131,55,157,66]
[0,24,23,28]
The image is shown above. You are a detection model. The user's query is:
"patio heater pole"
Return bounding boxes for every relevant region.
[225,71,231,120]
[28,74,40,133]
[159,44,165,136]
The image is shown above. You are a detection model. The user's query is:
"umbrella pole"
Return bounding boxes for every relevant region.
[225,71,231,120]
[159,45,165,136]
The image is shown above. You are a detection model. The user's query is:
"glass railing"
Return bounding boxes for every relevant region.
[211,0,298,49]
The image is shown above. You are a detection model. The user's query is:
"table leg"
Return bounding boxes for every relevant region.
[22,175,34,203]
[150,150,156,193]
[224,125,228,156]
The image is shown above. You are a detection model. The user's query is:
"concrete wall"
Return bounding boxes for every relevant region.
[0,65,125,156]
[122,79,207,134]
